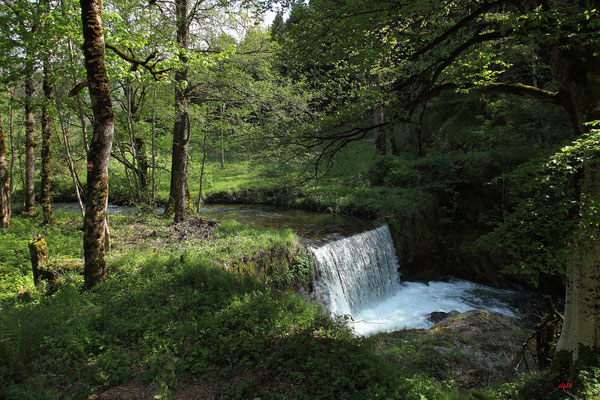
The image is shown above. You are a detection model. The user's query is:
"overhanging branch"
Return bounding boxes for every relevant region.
[414,81,561,107]
[104,43,170,80]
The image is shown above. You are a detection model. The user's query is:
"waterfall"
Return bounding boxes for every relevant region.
[309,225,401,316]
[308,224,525,337]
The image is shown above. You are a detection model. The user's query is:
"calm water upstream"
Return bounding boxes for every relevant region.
[53,202,375,244]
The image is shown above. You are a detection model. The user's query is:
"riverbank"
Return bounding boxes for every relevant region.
[1,212,597,399]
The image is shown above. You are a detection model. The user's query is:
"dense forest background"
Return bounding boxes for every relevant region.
[0,0,599,399]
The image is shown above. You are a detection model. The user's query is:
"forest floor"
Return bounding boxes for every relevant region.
[2,211,593,399]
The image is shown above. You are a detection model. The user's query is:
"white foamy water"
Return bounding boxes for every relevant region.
[309,225,520,336]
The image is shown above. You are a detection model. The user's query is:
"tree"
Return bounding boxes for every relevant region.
[1,0,42,215]
[0,111,9,227]
[40,0,54,224]
[167,0,193,223]
[282,0,600,366]
[79,0,115,289]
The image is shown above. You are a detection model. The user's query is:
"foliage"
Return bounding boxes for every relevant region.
[479,129,600,285]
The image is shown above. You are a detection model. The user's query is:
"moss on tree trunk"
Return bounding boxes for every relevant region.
[80,0,115,289]
[28,237,49,284]
[41,51,54,225]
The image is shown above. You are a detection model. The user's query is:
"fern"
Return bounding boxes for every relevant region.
[0,311,42,383]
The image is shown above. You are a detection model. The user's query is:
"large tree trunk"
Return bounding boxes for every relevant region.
[0,111,10,228]
[531,6,600,366]
[24,64,36,215]
[41,53,54,224]
[167,0,191,223]
[80,0,115,289]
[555,151,600,364]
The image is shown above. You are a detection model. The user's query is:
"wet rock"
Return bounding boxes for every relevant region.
[427,310,460,324]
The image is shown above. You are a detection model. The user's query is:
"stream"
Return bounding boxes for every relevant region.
[54,202,536,336]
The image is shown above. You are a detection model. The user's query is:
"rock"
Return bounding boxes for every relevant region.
[427,310,460,324]
[430,309,530,386]
[368,309,532,389]
[432,310,522,352]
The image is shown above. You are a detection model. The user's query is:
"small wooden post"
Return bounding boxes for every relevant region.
[28,236,49,284]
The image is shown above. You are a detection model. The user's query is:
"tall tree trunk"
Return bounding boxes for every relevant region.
[24,63,36,215]
[80,0,115,289]
[125,85,141,201]
[0,111,10,228]
[167,0,191,223]
[8,89,15,193]
[41,53,54,224]
[151,86,157,203]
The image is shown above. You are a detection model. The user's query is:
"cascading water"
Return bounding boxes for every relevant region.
[310,225,401,316]
[309,225,524,336]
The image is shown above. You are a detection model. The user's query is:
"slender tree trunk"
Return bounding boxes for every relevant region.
[0,112,10,228]
[24,63,36,215]
[62,0,91,157]
[220,104,225,168]
[373,71,386,156]
[151,86,157,202]
[196,129,208,212]
[17,121,24,200]
[125,84,141,201]
[167,0,191,223]
[41,53,54,224]
[220,138,225,168]
[8,89,15,193]
[135,137,149,194]
[80,0,115,289]
[389,132,400,156]
[56,97,85,219]
[121,146,135,198]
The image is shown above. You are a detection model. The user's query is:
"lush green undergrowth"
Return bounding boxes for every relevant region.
[1,213,598,399]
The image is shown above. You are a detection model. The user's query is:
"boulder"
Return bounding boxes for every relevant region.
[427,310,460,324]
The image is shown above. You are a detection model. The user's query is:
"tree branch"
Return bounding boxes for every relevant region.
[414,81,561,106]
[412,0,505,59]
[104,43,165,80]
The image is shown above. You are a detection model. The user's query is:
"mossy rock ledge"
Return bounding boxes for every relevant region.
[370,309,532,388]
